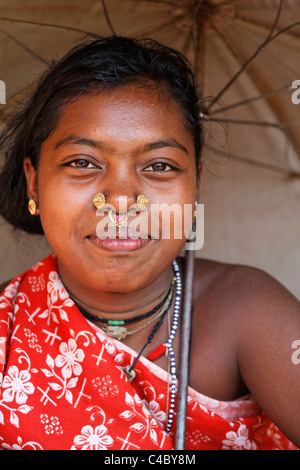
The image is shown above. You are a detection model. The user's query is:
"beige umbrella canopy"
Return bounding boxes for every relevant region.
[0,0,300,297]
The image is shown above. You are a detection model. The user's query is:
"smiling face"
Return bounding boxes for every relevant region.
[24,84,200,295]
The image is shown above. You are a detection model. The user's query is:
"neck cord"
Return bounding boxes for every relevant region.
[72,277,175,327]
[99,286,174,340]
[122,283,175,379]
[123,259,182,434]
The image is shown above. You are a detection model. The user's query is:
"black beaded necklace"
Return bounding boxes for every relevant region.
[72,276,175,327]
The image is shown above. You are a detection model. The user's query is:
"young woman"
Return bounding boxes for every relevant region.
[0,37,299,450]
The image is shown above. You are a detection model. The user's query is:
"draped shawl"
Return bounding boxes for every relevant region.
[0,254,296,450]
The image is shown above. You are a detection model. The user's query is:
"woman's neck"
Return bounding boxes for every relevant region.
[57,259,175,321]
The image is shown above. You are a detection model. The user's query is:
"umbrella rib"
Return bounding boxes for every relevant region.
[0,26,50,66]
[101,0,116,36]
[269,19,300,42]
[205,1,300,112]
[0,15,101,38]
[190,1,206,82]
[206,23,300,159]
[0,81,40,123]
[235,14,300,40]
[266,0,283,39]
[175,1,206,87]
[209,85,293,116]
[215,118,299,130]
[205,144,300,178]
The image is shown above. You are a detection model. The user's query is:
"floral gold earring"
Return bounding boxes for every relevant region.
[93,193,106,209]
[136,194,149,211]
[28,199,37,215]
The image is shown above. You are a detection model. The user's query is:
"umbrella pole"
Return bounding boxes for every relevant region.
[175,246,195,450]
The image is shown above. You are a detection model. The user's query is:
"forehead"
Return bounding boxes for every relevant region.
[45,84,194,149]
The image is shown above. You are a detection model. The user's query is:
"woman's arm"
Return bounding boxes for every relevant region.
[235,267,300,447]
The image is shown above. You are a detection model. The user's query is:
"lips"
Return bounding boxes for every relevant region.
[86,211,158,253]
[87,235,152,252]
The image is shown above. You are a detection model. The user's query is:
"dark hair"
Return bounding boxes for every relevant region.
[0,36,203,234]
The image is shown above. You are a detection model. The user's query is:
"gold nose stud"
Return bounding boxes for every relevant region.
[93,193,148,211]
[93,193,106,209]
[136,194,149,211]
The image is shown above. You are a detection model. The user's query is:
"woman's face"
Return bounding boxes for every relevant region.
[24,84,200,293]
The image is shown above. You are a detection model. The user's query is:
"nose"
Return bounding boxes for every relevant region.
[106,186,138,215]
[100,166,140,214]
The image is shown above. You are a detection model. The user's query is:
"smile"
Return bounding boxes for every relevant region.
[87,235,153,253]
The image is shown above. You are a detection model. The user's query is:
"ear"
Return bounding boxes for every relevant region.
[23,157,39,213]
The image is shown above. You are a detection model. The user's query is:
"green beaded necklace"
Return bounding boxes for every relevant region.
[72,276,176,327]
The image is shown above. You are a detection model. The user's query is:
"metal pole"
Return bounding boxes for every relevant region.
[175,246,195,450]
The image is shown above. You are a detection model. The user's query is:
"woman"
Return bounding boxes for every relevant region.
[0,36,299,451]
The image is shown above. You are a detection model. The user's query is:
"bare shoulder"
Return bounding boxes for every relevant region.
[191,258,300,446]
[192,256,300,350]
[193,257,299,315]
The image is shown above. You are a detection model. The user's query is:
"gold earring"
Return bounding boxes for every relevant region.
[93,193,106,209]
[136,194,149,211]
[28,199,37,215]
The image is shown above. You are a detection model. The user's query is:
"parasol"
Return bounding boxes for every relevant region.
[0,0,300,297]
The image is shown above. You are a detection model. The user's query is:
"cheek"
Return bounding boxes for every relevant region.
[37,171,87,242]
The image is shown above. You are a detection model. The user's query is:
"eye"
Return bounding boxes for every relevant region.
[69,159,98,169]
[144,162,173,172]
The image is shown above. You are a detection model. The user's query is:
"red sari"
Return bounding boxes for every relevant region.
[0,254,297,450]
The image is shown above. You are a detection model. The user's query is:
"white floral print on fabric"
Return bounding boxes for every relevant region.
[1,435,43,450]
[40,414,63,436]
[41,344,84,405]
[222,423,257,450]
[55,338,84,379]
[72,424,114,450]
[2,366,34,405]
[28,275,46,292]
[92,375,119,397]
[39,271,74,324]
[0,254,297,450]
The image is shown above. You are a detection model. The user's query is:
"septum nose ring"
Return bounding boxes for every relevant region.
[93,193,149,233]
[108,209,129,234]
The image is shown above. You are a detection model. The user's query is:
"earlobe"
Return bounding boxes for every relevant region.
[24,157,39,215]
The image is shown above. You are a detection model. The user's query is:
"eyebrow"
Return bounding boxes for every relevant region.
[54,135,113,152]
[54,134,189,156]
[142,138,189,156]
